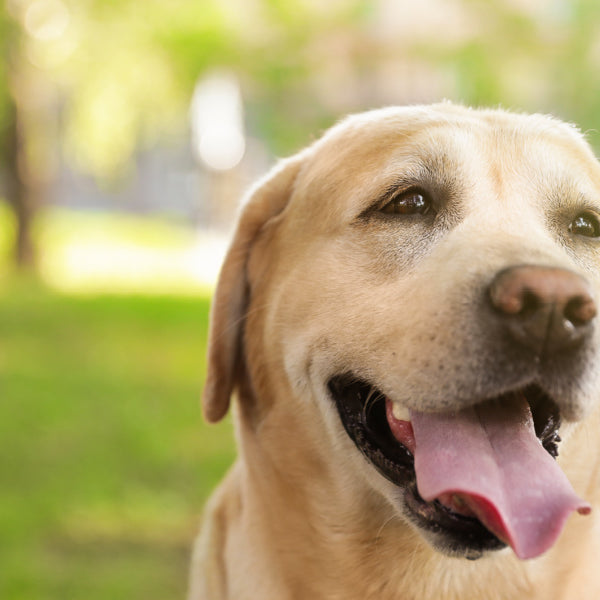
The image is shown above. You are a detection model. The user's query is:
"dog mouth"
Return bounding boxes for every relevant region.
[328,375,589,560]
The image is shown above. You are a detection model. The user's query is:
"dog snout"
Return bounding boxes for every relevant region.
[488,265,597,355]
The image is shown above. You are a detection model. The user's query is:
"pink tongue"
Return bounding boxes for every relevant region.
[407,395,590,559]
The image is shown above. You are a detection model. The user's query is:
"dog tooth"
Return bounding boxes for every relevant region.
[392,403,410,422]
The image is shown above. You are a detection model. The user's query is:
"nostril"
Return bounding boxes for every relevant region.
[564,296,597,326]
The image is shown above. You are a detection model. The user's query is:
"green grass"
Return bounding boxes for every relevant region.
[0,279,235,599]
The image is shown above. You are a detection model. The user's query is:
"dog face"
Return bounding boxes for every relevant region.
[204,104,600,562]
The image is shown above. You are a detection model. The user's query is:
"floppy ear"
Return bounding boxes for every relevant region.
[202,153,306,423]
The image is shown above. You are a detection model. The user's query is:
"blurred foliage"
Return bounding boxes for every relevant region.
[421,0,600,148]
[43,0,372,178]
[3,0,600,184]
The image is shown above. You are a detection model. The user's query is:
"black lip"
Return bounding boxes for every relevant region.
[329,376,415,486]
[328,374,562,558]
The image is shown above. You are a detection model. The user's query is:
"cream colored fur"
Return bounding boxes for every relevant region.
[190,104,600,600]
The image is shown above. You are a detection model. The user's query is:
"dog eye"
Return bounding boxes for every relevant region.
[380,190,431,216]
[569,211,600,238]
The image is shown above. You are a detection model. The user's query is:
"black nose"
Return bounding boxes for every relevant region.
[488,265,596,354]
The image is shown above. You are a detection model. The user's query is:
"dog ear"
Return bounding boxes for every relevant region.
[202,153,306,423]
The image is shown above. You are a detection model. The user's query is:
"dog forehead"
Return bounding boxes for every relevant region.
[310,104,590,162]
[285,105,600,226]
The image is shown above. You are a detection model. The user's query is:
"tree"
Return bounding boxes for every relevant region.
[0,6,38,267]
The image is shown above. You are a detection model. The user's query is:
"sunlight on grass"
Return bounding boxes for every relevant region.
[32,207,228,294]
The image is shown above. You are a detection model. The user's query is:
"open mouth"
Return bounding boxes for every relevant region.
[328,375,586,559]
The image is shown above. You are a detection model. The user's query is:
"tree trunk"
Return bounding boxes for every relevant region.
[3,96,37,268]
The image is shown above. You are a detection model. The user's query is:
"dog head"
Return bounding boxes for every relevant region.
[203,103,600,561]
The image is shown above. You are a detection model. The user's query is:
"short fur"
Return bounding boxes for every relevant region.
[190,104,600,600]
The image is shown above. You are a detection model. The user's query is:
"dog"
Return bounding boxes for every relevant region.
[189,103,600,600]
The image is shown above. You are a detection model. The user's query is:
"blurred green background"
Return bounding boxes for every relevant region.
[2,0,600,598]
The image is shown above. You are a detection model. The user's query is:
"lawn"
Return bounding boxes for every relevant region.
[0,279,236,599]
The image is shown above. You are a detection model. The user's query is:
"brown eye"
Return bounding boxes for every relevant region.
[569,211,600,238]
[380,190,431,216]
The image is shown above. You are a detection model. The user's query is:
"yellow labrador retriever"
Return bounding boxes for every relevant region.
[190,104,600,600]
